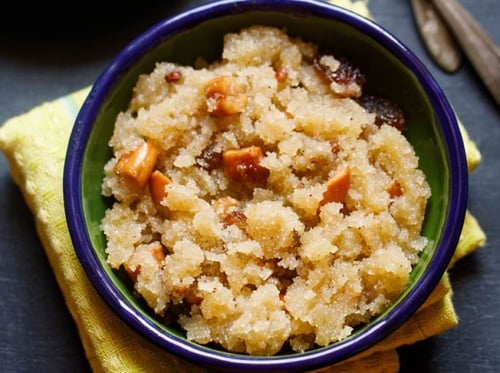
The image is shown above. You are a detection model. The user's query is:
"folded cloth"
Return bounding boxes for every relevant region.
[0,2,487,372]
[329,0,372,18]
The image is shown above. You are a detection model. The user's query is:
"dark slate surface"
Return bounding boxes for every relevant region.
[0,1,498,372]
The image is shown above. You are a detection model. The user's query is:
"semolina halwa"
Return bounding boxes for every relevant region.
[101,25,431,355]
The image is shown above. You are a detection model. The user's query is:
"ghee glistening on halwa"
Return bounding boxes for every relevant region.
[101,25,431,355]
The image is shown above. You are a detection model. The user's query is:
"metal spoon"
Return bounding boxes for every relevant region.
[431,0,500,106]
[411,0,462,73]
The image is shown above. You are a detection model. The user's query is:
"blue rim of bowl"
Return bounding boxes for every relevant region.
[63,0,468,371]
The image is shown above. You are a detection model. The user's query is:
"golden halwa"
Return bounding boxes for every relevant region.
[101,26,431,355]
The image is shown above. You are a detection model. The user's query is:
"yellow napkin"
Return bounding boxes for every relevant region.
[0,2,487,372]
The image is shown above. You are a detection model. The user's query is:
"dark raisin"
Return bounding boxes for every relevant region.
[226,159,270,185]
[313,54,366,96]
[222,147,270,185]
[197,146,223,171]
[358,94,406,131]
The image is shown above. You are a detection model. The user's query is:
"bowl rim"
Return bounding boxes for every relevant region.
[63,0,468,371]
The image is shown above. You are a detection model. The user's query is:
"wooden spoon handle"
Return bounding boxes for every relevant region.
[411,0,462,72]
[432,0,500,105]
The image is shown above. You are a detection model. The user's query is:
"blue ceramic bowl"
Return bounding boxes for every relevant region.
[63,0,468,371]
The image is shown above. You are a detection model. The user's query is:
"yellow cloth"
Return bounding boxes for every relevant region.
[0,2,487,372]
[329,0,373,18]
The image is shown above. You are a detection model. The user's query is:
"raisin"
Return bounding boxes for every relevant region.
[313,53,366,97]
[222,146,270,185]
[165,71,182,83]
[358,94,406,131]
[198,145,223,171]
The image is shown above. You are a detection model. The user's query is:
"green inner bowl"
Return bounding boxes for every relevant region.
[80,10,450,351]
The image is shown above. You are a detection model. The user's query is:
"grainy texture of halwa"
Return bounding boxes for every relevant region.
[101,26,431,355]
